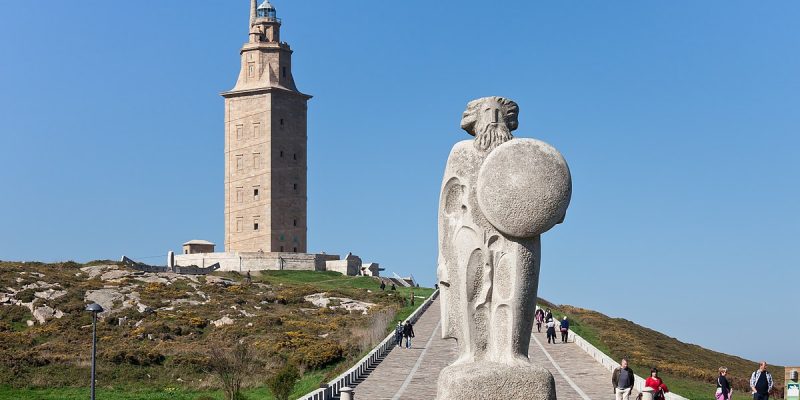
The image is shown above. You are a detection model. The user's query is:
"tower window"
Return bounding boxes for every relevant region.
[253,187,260,200]
[293,183,297,190]
[293,153,297,160]
[280,118,284,127]
[236,217,243,233]
[253,153,261,169]
[236,187,243,203]
[280,150,284,157]
[282,66,286,77]
[236,124,243,140]
[253,221,259,231]
[293,247,297,253]
[293,219,297,227]
[236,155,244,171]
[253,123,261,138]
[248,63,255,78]
[280,246,284,252]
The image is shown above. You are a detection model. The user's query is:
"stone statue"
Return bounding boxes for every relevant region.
[436,96,571,400]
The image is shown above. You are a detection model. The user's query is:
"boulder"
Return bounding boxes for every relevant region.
[100,270,133,281]
[205,276,237,286]
[85,288,126,314]
[211,316,234,327]
[32,306,56,324]
[34,289,67,301]
[80,264,116,279]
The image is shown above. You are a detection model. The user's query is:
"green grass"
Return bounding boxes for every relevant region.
[0,376,324,400]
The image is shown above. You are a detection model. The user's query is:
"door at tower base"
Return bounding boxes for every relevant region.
[436,97,571,400]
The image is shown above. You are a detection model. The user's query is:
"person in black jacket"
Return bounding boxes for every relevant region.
[717,367,732,400]
[403,321,415,349]
[612,358,635,400]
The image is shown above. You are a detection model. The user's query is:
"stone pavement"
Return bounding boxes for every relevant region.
[346,299,635,399]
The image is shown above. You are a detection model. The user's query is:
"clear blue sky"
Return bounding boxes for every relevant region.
[1,1,797,366]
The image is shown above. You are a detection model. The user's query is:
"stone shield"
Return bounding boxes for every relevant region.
[476,138,572,238]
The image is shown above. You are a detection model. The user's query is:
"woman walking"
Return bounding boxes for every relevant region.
[644,368,669,400]
[716,367,732,400]
[535,307,545,332]
[394,322,404,348]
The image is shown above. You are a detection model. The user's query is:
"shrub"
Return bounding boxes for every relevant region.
[266,363,300,400]
[103,348,165,366]
[14,289,36,303]
[206,342,255,400]
[0,305,31,325]
[296,341,344,370]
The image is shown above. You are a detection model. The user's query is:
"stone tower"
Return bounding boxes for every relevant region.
[222,0,310,253]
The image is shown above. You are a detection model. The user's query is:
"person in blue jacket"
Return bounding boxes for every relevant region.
[560,316,570,343]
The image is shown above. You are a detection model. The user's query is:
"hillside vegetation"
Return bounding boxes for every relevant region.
[0,260,432,399]
[539,299,784,400]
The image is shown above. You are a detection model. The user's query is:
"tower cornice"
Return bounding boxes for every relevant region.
[220,85,312,100]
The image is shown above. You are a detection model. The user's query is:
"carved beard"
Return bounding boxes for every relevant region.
[474,122,513,152]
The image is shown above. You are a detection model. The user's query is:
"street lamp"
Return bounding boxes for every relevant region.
[85,303,104,400]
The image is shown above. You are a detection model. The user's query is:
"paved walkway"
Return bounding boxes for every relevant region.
[347,300,635,399]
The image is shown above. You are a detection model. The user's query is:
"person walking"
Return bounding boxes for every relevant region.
[535,307,545,332]
[546,317,556,344]
[716,367,732,400]
[545,308,553,322]
[394,322,404,348]
[380,281,386,291]
[645,368,669,400]
[560,316,570,343]
[612,358,635,400]
[403,321,415,349]
[390,283,396,291]
[750,361,774,400]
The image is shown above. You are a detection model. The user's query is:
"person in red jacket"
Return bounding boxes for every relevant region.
[645,368,669,400]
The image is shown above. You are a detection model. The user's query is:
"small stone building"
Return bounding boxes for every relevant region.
[325,252,362,276]
[182,240,216,255]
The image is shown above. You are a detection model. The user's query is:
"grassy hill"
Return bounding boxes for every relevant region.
[0,260,432,400]
[538,299,784,400]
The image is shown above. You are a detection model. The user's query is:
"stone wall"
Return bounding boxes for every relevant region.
[325,253,362,276]
[173,252,339,273]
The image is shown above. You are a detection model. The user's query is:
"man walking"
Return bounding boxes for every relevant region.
[750,361,774,400]
[560,316,570,343]
[403,321,415,349]
[612,358,635,400]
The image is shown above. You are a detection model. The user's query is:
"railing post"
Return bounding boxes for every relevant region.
[340,387,354,400]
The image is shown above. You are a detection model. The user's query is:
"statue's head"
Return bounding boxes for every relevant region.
[460,96,519,152]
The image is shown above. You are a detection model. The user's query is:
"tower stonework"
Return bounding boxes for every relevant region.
[222,0,310,253]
